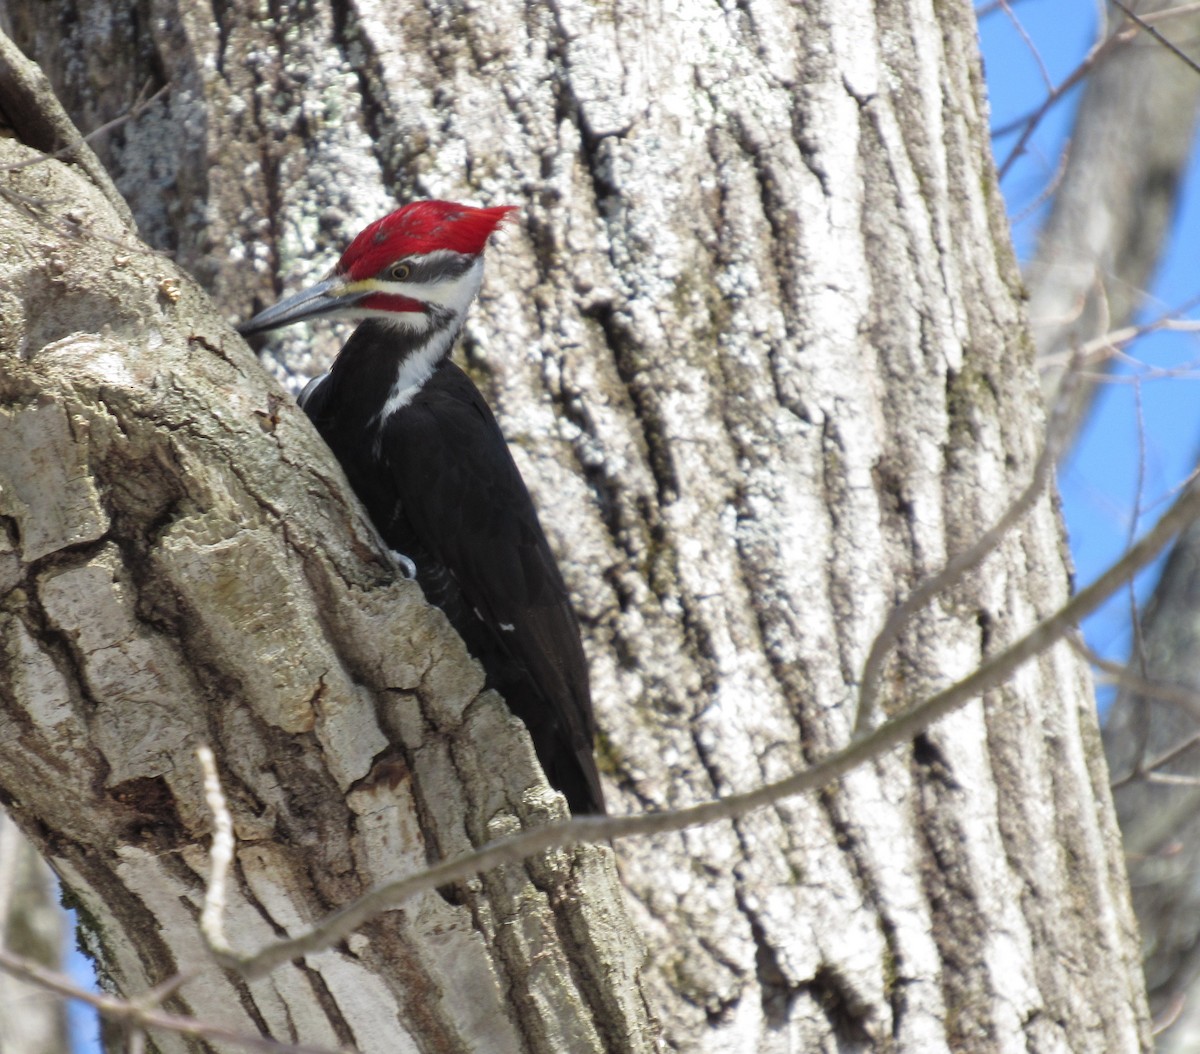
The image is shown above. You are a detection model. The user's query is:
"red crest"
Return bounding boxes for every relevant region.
[338,201,517,280]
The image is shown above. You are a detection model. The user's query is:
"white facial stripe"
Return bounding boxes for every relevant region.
[333,254,489,439]
[324,256,484,330]
[384,256,484,312]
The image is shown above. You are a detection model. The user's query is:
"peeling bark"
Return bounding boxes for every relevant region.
[0,2,1151,1052]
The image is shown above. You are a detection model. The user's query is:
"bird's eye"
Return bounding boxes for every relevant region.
[389,263,411,281]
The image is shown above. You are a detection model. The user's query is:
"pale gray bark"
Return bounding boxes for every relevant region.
[0,2,1150,1052]
[0,135,647,1052]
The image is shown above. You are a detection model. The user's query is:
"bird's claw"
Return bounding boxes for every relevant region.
[389,549,418,580]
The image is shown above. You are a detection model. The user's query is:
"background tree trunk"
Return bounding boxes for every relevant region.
[1026,0,1200,427]
[1004,3,1200,1048]
[0,2,1152,1051]
[0,816,68,1054]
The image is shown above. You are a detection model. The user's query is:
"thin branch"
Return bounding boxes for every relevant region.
[0,29,135,229]
[1084,643,1200,724]
[996,34,1119,177]
[205,469,1200,981]
[853,356,1080,734]
[1037,293,1200,372]
[1144,771,1200,787]
[198,745,234,959]
[1110,0,1200,78]
[998,0,1054,92]
[1080,641,1200,788]
[1152,992,1187,1037]
[1125,377,1151,700]
[1010,134,1071,228]
[996,2,1200,178]
[0,80,171,175]
[131,964,193,1013]
[976,0,1032,20]
[0,947,349,1054]
[1113,731,1200,789]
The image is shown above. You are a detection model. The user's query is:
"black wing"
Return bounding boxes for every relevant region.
[379,362,604,814]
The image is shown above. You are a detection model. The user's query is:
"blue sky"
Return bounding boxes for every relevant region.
[981,0,1200,709]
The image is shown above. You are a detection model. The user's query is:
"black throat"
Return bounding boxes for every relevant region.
[327,317,459,418]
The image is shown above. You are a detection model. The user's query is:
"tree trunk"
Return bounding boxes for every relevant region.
[0,2,1151,1052]
[1010,3,1200,1047]
[1025,0,1200,426]
[0,816,68,1054]
[0,132,647,1053]
[1105,521,1200,1047]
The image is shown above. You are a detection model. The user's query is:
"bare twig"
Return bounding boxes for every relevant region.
[197,745,234,959]
[1080,641,1200,788]
[1113,733,1200,789]
[0,28,135,228]
[1038,294,1200,373]
[1,80,171,175]
[996,2,1200,178]
[1110,0,1200,79]
[998,0,1054,92]
[1151,992,1187,1037]
[1083,642,1200,723]
[201,469,1200,980]
[997,34,1120,178]
[0,946,349,1054]
[1010,135,1072,228]
[853,356,1081,734]
[1144,771,1200,787]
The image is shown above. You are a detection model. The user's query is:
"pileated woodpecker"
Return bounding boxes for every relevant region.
[238,201,604,815]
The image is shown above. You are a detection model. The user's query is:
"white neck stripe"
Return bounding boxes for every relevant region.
[373,255,486,425]
[372,323,459,425]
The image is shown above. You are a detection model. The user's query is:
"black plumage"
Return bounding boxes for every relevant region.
[299,322,603,814]
[238,201,604,814]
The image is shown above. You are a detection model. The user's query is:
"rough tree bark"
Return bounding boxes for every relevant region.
[0,115,646,1054]
[0,2,1151,1052]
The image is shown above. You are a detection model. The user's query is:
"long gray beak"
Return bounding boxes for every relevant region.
[237,277,366,337]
